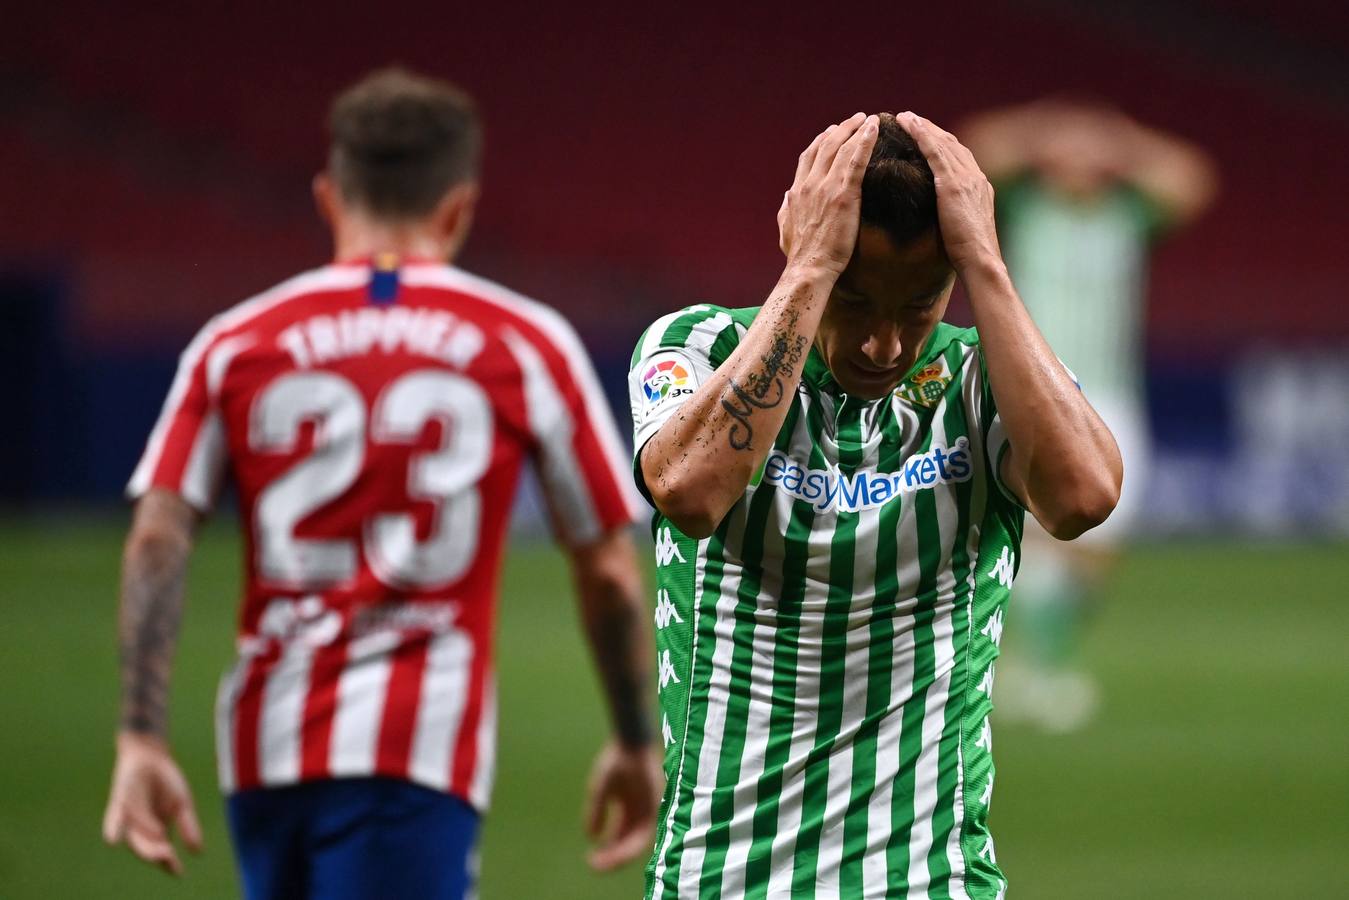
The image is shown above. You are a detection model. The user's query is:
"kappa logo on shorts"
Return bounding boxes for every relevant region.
[640,352,698,408]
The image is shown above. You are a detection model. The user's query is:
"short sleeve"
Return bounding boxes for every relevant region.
[500,318,643,546]
[627,305,743,453]
[968,345,1081,509]
[126,322,231,513]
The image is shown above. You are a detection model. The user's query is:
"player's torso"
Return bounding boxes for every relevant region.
[648,333,1016,898]
[711,338,992,672]
[210,264,533,643]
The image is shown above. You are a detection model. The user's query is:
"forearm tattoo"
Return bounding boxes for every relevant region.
[588,597,654,747]
[721,331,807,451]
[118,540,189,737]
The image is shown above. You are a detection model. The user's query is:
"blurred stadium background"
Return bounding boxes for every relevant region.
[2,2,1346,898]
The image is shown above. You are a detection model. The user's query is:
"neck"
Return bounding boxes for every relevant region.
[332,215,456,264]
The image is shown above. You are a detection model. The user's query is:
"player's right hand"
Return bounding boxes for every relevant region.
[102,731,203,876]
[778,112,880,278]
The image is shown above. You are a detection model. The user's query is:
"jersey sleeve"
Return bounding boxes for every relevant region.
[501,317,643,547]
[126,321,231,513]
[627,305,745,501]
[968,344,1081,509]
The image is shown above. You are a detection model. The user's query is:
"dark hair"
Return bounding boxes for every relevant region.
[860,113,938,247]
[328,67,482,219]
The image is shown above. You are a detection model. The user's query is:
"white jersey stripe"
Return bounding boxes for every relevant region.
[501,327,601,544]
[468,674,498,810]
[257,643,314,785]
[407,628,474,791]
[179,411,225,511]
[327,632,396,778]
[214,658,248,793]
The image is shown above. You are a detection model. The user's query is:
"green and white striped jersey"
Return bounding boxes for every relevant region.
[998,180,1163,402]
[628,305,1024,900]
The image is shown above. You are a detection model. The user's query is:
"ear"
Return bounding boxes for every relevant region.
[434,181,480,258]
[313,172,340,229]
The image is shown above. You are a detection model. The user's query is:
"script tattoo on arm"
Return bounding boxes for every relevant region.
[118,535,190,738]
[721,331,807,451]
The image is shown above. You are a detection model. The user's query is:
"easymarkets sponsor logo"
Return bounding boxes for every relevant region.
[763,438,972,512]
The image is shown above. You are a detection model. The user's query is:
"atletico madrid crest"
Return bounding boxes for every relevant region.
[895,362,951,408]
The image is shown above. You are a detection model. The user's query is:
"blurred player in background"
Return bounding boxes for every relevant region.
[631,112,1121,898]
[102,68,662,899]
[963,100,1217,730]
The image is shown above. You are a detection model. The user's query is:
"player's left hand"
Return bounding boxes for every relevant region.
[897,112,1002,274]
[584,738,664,871]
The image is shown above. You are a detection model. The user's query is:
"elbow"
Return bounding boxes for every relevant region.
[124,522,192,567]
[1040,471,1121,542]
[647,471,725,540]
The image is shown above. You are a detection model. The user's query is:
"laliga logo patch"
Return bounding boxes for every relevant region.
[642,355,696,406]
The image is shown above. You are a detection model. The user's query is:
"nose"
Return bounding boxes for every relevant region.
[860,319,903,369]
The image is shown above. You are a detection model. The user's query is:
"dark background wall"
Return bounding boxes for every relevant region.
[3,1,1348,522]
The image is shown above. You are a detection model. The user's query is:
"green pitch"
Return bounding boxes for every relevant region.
[0,517,1345,899]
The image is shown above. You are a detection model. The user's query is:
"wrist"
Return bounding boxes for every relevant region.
[116,728,169,754]
[779,261,843,293]
[614,720,655,752]
[955,251,1011,292]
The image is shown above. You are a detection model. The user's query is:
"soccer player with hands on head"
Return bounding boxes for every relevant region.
[631,111,1120,898]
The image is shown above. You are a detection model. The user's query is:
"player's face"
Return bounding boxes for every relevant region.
[816,226,955,399]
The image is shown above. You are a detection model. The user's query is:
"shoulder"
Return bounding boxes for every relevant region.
[631,304,755,368]
[178,265,366,367]
[400,264,587,355]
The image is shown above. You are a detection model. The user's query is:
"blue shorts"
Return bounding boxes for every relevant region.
[227,777,480,900]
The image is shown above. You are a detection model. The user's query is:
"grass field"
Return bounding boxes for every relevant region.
[1,516,1346,898]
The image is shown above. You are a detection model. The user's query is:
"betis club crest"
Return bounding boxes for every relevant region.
[895,362,950,408]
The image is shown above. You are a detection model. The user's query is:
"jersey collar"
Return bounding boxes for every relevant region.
[802,322,960,399]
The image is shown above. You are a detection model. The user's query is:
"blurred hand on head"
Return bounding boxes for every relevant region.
[102,732,203,877]
[584,738,665,872]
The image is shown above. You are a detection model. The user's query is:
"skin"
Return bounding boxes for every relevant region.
[641,111,1122,541]
[962,101,1216,581]
[961,99,1218,224]
[104,172,661,877]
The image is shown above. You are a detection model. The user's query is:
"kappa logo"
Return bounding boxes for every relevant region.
[641,353,696,406]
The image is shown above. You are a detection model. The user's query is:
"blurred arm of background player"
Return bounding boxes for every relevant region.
[560,525,664,871]
[102,488,203,876]
[961,99,1218,226]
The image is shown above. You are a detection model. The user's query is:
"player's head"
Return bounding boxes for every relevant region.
[816,113,955,399]
[314,68,482,260]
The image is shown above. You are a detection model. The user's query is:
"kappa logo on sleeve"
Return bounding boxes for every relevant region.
[640,352,698,411]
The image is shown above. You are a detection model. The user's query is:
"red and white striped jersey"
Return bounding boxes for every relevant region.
[128,258,642,809]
